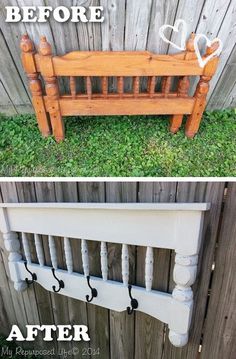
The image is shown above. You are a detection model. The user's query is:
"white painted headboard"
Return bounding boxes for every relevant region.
[0,202,210,347]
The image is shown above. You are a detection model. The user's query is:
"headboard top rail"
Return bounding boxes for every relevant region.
[0,202,210,211]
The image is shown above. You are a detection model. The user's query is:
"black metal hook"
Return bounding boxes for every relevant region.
[24,261,37,286]
[127,285,138,315]
[86,276,97,303]
[51,268,64,293]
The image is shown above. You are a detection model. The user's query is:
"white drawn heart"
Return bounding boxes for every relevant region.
[159,19,187,51]
[194,34,223,68]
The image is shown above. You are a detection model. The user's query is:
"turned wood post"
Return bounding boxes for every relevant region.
[185,41,220,138]
[39,36,65,142]
[0,208,27,292]
[20,34,51,137]
[169,33,195,134]
[168,252,198,347]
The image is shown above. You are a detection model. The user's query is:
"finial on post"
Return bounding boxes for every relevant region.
[186,32,195,53]
[39,35,52,56]
[206,40,220,55]
[20,33,34,53]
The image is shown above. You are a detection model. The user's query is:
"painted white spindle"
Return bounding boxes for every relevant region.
[122,244,129,286]
[81,239,89,277]
[48,235,57,269]
[100,241,108,281]
[22,232,31,264]
[145,246,154,291]
[64,237,73,274]
[34,233,44,267]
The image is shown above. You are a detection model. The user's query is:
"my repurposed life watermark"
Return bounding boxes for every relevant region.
[1,346,100,358]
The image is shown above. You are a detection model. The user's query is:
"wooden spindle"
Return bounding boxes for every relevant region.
[145,247,154,291]
[34,234,44,267]
[177,76,190,97]
[64,237,73,274]
[170,76,190,134]
[69,76,76,99]
[22,232,31,263]
[48,235,57,269]
[86,77,92,99]
[161,76,172,97]
[81,239,89,277]
[147,76,156,97]
[133,76,140,97]
[117,76,124,97]
[122,244,129,286]
[100,241,108,281]
[102,77,108,98]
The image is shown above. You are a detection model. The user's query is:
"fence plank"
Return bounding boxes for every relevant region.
[0,80,17,115]
[1,182,29,342]
[54,182,89,359]
[162,182,226,359]
[0,183,17,336]
[135,182,177,359]
[207,0,236,103]
[167,0,205,55]
[77,182,110,359]
[0,0,31,98]
[34,182,71,354]
[201,183,236,359]
[105,182,137,359]
[0,30,32,114]
[101,0,126,51]
[147,0,177,54]
[208,44,236,109]
[190,0,232,98]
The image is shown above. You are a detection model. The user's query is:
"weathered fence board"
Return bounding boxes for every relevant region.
[201,183,236,359]
[162,182,225,359]
[135,182,177,359]
[0,181,234,359]
[0,0,235,114]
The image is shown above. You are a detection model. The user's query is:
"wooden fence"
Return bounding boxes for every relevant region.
[0,181,235,359]
[0,0,236,115]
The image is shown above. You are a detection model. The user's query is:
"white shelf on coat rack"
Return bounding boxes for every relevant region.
[0,202,210,347]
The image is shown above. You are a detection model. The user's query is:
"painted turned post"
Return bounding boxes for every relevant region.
[185,41,220,138]
[20,34,51,137]
[39,36,65,142]
[0,208,27,292]
[169,33,195,134]
[168,253,198,347]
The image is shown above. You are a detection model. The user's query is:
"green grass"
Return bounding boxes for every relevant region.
[0,109,235,177]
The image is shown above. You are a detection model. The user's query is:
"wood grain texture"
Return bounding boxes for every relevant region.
[0,1,235,113]
[201,183,236,359]
[34,182,71,355]
[105,182,137,359]
[56,97,194,116]
[135,182,177,359]
[77,182,109,359]
[54,182,89,359]
[51,52,203,77]
[162,182,225,359]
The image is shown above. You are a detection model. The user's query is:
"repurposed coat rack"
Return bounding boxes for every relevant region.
[20,33,220,142]
[0,202,210,347]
